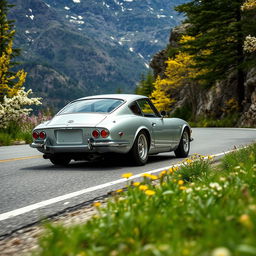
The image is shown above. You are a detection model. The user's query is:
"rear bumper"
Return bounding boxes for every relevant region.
[30,139,130,154]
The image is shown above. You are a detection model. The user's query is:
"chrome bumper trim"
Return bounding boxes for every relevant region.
[92,141,129,147]
[30,142,44,148]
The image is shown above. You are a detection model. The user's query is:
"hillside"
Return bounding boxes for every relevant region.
[150,23,256,127]
[8,0,186,109]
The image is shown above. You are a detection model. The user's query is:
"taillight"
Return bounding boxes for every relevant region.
[39,131,46,139]
[101,129,109,138]
[32,131,39,140]
[92,130,100,138]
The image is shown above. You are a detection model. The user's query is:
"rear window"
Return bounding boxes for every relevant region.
[59,98,124,114]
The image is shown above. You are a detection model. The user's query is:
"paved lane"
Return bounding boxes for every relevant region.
[0,128,255,236]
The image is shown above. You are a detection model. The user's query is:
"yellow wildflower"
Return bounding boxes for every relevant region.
[179,186,187,191]
[160,170,167,177]
[239,214,253,229]
[116,189,123,193]
[122,172,133,179]
[93,202,101,207]
[149,174,158,180]
[186,159,193,164]
[140,173,151,178]
[139,185,148,191]
[145,190,156,196]
[133,182,140,187]
[169,168,174,174]
[178,180,184,185]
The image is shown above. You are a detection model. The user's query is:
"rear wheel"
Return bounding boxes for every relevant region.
[129,131,149,166]
[174,129,190,158]
[49,154,71,166]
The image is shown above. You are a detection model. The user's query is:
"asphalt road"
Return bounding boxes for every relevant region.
[0,128,255,236]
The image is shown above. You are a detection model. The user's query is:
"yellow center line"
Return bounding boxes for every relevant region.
[0,155,42,163]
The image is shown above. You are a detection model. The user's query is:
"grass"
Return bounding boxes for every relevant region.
[36,144,256,256]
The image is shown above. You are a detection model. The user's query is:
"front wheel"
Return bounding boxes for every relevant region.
[129,131,149,166]
[174,129,190,158]
[49,154,71,166]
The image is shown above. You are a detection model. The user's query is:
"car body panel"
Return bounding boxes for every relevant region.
[31,94,192,163]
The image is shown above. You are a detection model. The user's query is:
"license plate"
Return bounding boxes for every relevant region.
[56,129,83,144]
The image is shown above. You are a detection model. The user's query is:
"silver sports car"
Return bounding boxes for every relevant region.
[31,94,193,166]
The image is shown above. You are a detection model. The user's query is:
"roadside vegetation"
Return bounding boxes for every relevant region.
[136,0,256,126]
[36,144,256,256]
[0,1,42,146]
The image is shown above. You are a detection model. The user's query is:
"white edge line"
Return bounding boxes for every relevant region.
[0,149,239,221]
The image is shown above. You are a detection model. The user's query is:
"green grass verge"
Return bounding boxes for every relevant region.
[37,144,256,256]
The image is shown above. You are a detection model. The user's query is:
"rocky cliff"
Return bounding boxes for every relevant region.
[150,25,256,127]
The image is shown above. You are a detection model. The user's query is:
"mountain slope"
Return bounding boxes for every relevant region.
[9,0,186,109]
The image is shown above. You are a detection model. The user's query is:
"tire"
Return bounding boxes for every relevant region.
[174,129,190,158]
[129,131,149,166]
[49,154,71,166]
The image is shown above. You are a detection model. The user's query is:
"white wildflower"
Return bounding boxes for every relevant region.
[212,247,231,256]
[243,35,256,53]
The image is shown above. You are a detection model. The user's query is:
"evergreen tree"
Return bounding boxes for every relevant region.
[0,0,19,58]
[175,0,249,108]
[0,0,24,102]
[135,71,155,96]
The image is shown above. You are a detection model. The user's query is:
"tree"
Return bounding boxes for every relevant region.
[242,0,256,53]
[150,36,206,117]
[0,40,26,101]
[0,0,41,128]
[175,0,247,108]
[135,71,155,96]
[150,77,174,112]
[0,0,20,60]
[0,0,21,102]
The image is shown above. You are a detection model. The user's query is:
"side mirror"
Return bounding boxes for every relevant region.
[160,110,167,117]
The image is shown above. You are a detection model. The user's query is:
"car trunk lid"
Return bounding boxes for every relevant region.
[45,113,108,127]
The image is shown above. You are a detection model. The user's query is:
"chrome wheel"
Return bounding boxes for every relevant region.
[182,131,189,153]
[137,133,148,161]
[174,129,190,158]
[129,131,149,165]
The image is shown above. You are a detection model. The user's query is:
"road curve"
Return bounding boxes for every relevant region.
[0,128,255,236]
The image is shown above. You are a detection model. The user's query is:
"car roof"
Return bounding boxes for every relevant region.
[76,94,148,102]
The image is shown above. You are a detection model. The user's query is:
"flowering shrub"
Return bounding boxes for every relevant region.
[243,35,256,53]
[241,0,256,11]
[0,88,41,129]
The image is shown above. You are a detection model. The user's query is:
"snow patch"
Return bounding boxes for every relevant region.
[30,15,34,20]
[110,36,115,40]
[64,6,70,10]
[129,47,134,52]
[144,63,149,69]
[138,53,144,59]
[78,16,83,19]
[69,19,84,24]
[29,8,32,12]
[124,0,133,2]
[72,0,81,3]
[25,30,30,34]
[103,2,110,8]
[157,14,166,18]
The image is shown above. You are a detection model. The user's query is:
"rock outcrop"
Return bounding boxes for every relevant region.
[150,25,256,127]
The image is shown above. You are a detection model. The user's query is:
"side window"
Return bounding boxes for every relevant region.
[137,99,160,117]
[129,102,143,116]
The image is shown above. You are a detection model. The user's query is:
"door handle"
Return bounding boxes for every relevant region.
[152,122,156,127]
